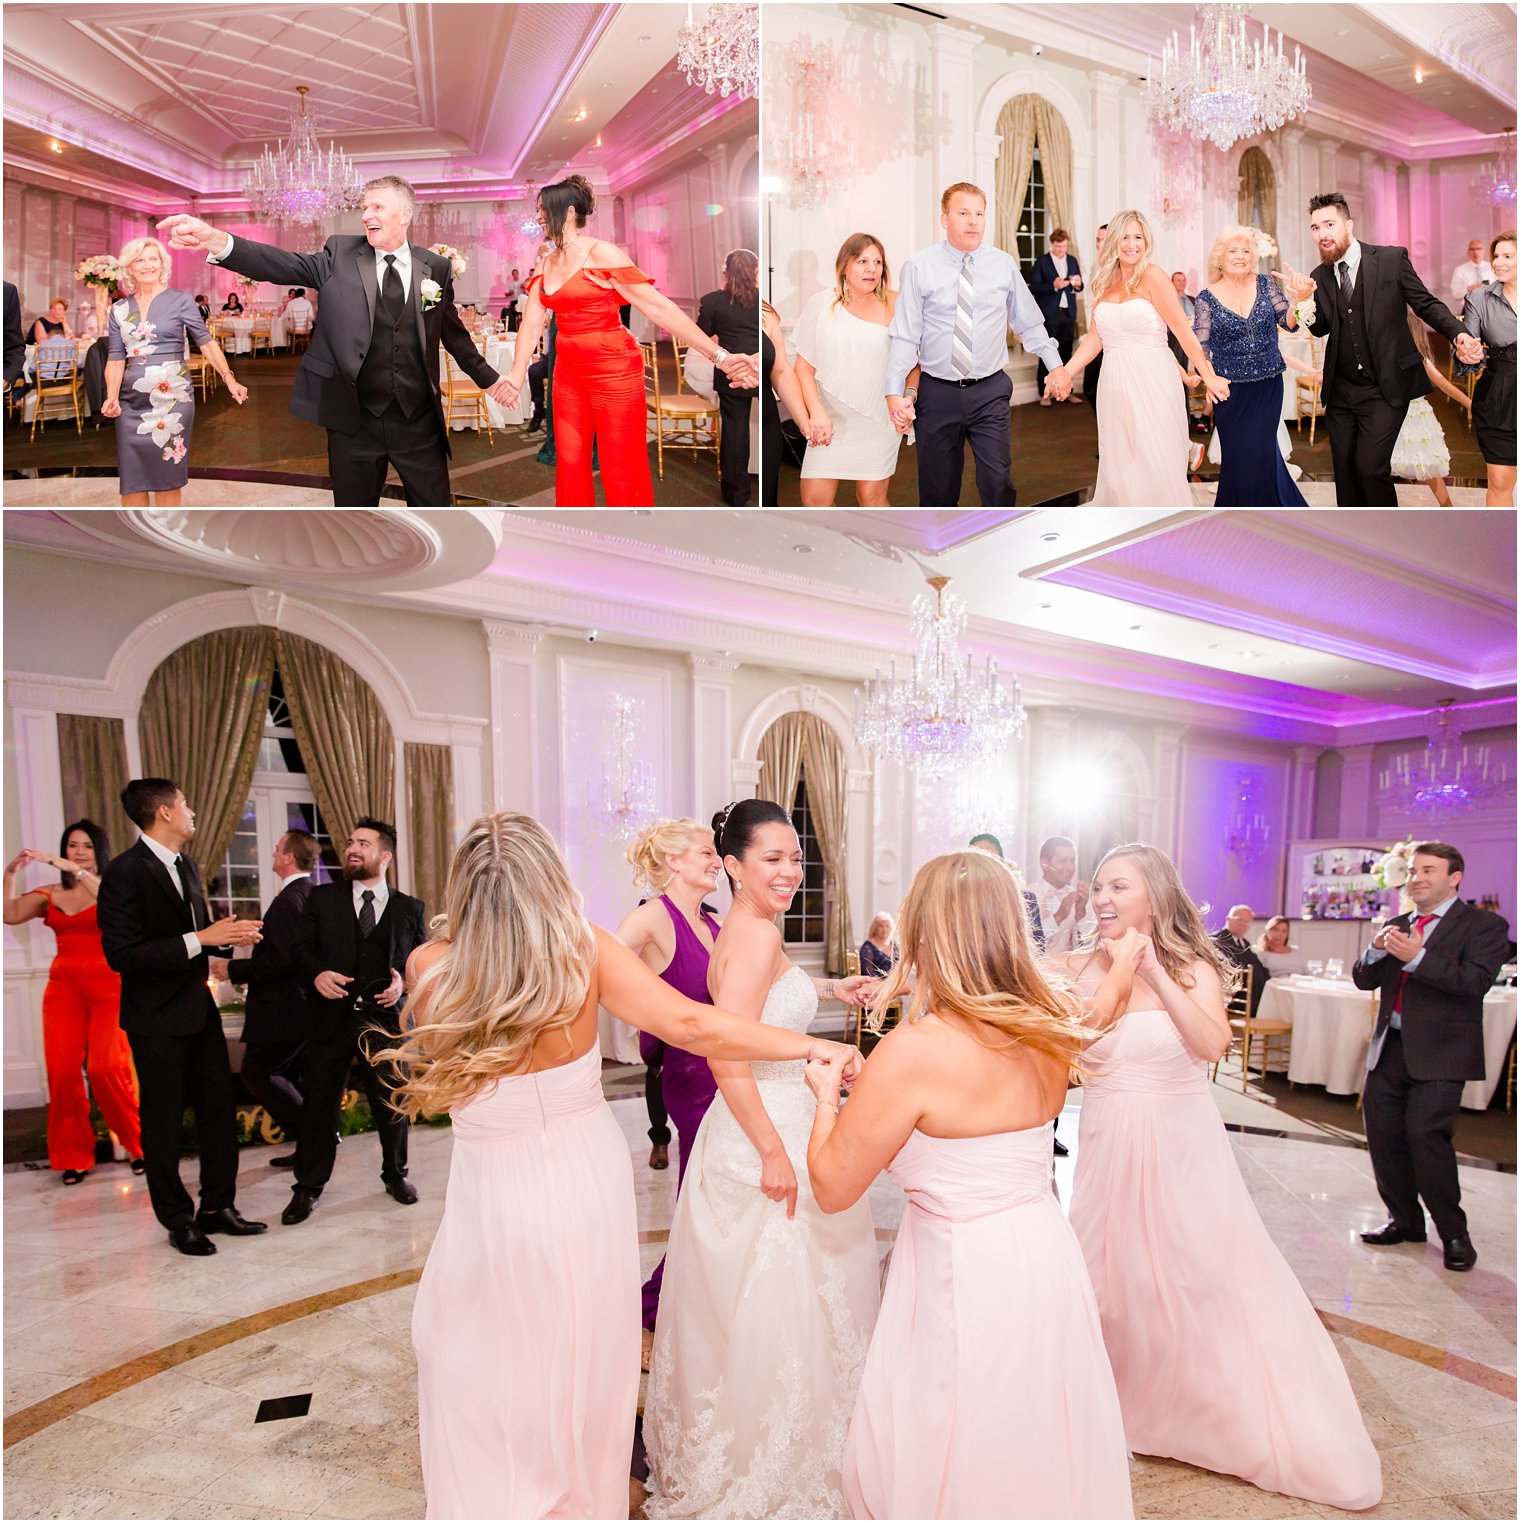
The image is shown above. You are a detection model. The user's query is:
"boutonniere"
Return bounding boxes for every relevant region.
[419,279,442,312]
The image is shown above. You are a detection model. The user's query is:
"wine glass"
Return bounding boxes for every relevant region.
[1306,959,1325,979]
[1325,957,1344,980]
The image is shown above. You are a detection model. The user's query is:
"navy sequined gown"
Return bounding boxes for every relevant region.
[107,289,210,495]
[1193,275,1307,507]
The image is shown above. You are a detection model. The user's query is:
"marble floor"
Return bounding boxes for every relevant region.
[3,1068,1514,1521]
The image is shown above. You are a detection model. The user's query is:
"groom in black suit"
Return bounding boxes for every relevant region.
[1280,192,1483,505]
[158,176,509,506]
[97,779,267,1255]
[1353,843,1508,1271]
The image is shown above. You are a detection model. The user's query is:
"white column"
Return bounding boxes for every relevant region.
[449,734,484,840]
[1150,726,1186,859]
[927,23,982,246]
[689,654,740,824]
[1338,744,1377,838]
[1317,137,1343,200]
[1405,159,1432,281]
[975,131,1004,235]
[1279,127,1307,266]
[1091,73,1128,232]
[483,621,545,815]
[1357,149,1378,233]
[846,768,872,950]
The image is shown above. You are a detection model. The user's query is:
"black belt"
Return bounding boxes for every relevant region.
[1488,343,1516,362]
[925,371,999,388]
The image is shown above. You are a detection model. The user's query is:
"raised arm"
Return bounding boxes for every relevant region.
[3,851,49,925]
[157,215,333,290]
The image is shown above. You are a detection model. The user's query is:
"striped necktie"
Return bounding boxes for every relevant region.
[952,253,974,378]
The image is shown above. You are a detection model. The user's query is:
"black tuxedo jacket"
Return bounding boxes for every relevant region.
[1353,898,1509,1081]
[213,234,497,453]
[1306,242,1465,409]
[3,281,25,384]
[1213,930,1270,1012]
[292,880,427,1041]
[98,837,224,1038]
[1029,252,1082,325]
[231,873,315,1045]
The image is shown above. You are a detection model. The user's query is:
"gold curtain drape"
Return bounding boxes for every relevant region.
[275,630,396,874]
[1032,99,1079,335]
[405,741,453,926]
[1238,147,1277,250]
[757,711,854,976]
[995,94,1038,272]
[57,714,135,857]
[139,629,276,874]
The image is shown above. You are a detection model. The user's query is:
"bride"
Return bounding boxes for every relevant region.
[644,798,882,1519]
[1044,209,1229,505]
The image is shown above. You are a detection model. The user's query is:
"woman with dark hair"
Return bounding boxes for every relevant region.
[220,290,243,314]
[645,799,882,1518]
[698,249,761,505]
[1458,228,1516,506]
[3,821,143,1184]
[500,175,756,505]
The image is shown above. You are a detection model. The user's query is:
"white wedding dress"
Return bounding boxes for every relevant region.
[644,964,881,1519]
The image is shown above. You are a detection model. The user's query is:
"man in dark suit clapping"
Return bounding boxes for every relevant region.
[97,778,266,1256]
[1353,842,1508,1271]
[219,829,320,1165]
[1028,228,1083,405]
[283,817,426,1224]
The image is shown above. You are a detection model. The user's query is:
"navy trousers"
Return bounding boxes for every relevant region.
[915,371,1016,506]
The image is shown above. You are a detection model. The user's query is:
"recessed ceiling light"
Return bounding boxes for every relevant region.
[793,544,812,554]
[1039,531,1059,542]
[1039,602,1052,610]
[1377,52,1394,60]
[631,509,652,516]
[1128,624,1143,630]
[1335,28,1350,36]
[637,33,652,41]
[1207,643,1221,650]
[48,139,63,153]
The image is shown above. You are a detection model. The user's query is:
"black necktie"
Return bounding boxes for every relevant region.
[174,855,200,929]
[1337,259,1352,305]
[359,889,376,939]
[381,254,403,322]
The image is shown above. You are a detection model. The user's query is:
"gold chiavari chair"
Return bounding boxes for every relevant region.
[641,339,719,480]
[30,338,85,439]
[440,350,493,444]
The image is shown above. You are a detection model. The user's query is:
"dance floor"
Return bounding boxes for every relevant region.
[4,1067,1514,1520]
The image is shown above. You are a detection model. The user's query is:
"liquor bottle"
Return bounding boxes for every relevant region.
[1313,852,1324,875]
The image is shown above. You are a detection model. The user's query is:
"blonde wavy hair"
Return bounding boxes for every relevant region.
[872,850,1089,1071]
[626,817,710,893]
[117,237,172,290]
[1083,842,1238,996]
[1091,210,1155,305]
[375,813,595,1118]
[1205,224,1263,284]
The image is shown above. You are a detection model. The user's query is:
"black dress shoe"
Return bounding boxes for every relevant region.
[649,1143,670,1171]
[1443,1234,1477,1271]
[169,1222,216,1256]
[385,1177,419,1205]
[525,413,544,434]
[195,1207,268,1236]
[282,1188,319,1225]
[1360,1220,1427,1245]
[1052,1138,1070,1158]
[269,1153,297,1168]
[130,1157,146,1175]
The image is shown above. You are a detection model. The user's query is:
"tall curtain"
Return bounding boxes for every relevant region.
[995,94,1038,270]
[405,742,453,928]
[57,714,134,858]
[1238,147,1276,250]
[275,630,396,873]
[139,629,276,874]
[1032,99,1078,334]
[757,713,807,813]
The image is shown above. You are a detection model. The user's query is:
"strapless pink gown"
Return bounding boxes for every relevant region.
[412,1046,638,1519]
[843,1124,1133,1520]
[1069,1010,1382,1510]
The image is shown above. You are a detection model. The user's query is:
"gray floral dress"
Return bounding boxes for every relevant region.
[107,288,210,493]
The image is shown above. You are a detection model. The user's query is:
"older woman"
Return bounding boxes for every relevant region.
[100,237,245,506]
[859,911,896,979]
[1254,915,1307,976]
[1192,226,1305,506]
[1459,229,1516,507]
[32,296,74,344]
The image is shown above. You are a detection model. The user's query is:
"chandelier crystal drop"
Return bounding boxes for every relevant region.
[245,86,362,227]
[1145,3,1311,153]
[589,695,659,839]
[677,2,760,101]
[854,577,1026,779]
[1376,702,1510,816]
[773,40,856,208]
[1474,128,1517,208]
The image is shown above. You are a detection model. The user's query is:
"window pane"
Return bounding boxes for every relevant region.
[782,768,825,947]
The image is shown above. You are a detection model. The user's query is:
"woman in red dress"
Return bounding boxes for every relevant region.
[3,821,144,1183]
[501,175,759,505]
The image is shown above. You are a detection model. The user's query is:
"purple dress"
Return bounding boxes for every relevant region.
[640,895,721,1330]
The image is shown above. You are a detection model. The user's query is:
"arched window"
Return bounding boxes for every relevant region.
[1237,147,1276,258]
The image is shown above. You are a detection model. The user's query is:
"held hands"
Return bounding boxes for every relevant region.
[719,351,759,386]
[1202,370,1231,404]
[1271,266,1315,304]
[804,1044,853,1110]
[807,1039,863,1086]
[156,214,228,255]
[1043,366,1072,402]
[314,969,353,1000]
[226,381,248,405]
[495,373,524,409]
[373,968,406,1009]
[1453,333,1484,366]
[101,398,122,418]
[199,917,262,949]
[886,394,915,433]
[207,956,231,983]
[833,974,881,1007]
[807,408,833,447]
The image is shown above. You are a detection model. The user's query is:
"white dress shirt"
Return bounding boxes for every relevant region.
[1335,238,1364,291]
[140,832,204,959]
[1052,253,1070,312]
[1362,893,1457,980]
[352,878,390,923]
[1032,874,1098,954]
[1451,259,1495,298]
[209,236,413,299]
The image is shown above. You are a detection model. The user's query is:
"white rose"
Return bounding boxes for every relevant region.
[1383,856,1409,888]
[420,279,442,301]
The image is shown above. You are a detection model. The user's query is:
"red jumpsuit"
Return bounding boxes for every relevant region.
[530,264,656,506]
[38,887,142,1171]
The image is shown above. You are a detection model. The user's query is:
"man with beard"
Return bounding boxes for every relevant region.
[282,817,426,1224]
[1031,835,1097,955]
[1275,192,1483,505]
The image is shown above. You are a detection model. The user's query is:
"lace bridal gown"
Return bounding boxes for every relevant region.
[644,965,880,1518]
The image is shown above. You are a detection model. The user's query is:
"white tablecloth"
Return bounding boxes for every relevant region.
[216,313,288,353]
[1279,329,1316,422]
[447,335,526,429]
[1260,977,1516,1109]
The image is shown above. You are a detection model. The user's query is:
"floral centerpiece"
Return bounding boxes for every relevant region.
[429,244,467,279]
[75,253,125,328]
[1374,836,1417,914]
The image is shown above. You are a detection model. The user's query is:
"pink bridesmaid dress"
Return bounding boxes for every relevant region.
[412,1045,638,1518]
[843,1124,1133,1520]
[1069,1009,1382,1511]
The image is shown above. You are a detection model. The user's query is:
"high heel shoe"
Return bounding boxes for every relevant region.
[61,1169,90,1185]
[130,1158,146,1175]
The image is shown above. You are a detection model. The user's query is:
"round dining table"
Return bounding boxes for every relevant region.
[1257,976,1517,1109]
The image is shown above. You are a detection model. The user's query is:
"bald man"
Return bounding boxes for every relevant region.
[1213,904,1271,1015]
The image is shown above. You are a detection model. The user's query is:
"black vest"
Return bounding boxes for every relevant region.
[357,261,430,419]
[1334,261,1372,385]
[353,895,394,1005]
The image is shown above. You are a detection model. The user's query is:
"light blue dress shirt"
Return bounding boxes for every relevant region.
[886,240,1060,395]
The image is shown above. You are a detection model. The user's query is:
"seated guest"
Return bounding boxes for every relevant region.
[525,346,549,433]
[284,287,314,331]
[1213,903,1270,1013]
[859,912,896,978]
[1029,228,1083,404]
[502,267,522,330]
[194,293,212,322]
[1450,238,1495,303]
[1254,914,1307,975]
[221,291,244,314]
[32,297,74,343]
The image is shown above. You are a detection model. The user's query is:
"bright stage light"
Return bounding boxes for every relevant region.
[1043,760,1109,816]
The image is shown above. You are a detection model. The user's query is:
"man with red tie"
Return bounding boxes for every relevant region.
[1353,843,1508,1270]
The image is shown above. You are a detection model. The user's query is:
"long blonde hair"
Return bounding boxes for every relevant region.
[376,813,595,1118]
[1092,210,1155,304]
[627,817,710,893]
[1086,842,1237,995]
[873,850,1088,1070]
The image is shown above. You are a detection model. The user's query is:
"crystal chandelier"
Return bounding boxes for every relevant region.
[1377,702,1510,816]
[1474,128,1517,208]
[677,2,759,101]
[854,576,1026,779]
[773,40,857,209]
[246,86,362,227]
[1145,3,1311,153]
[589,696,658,839]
